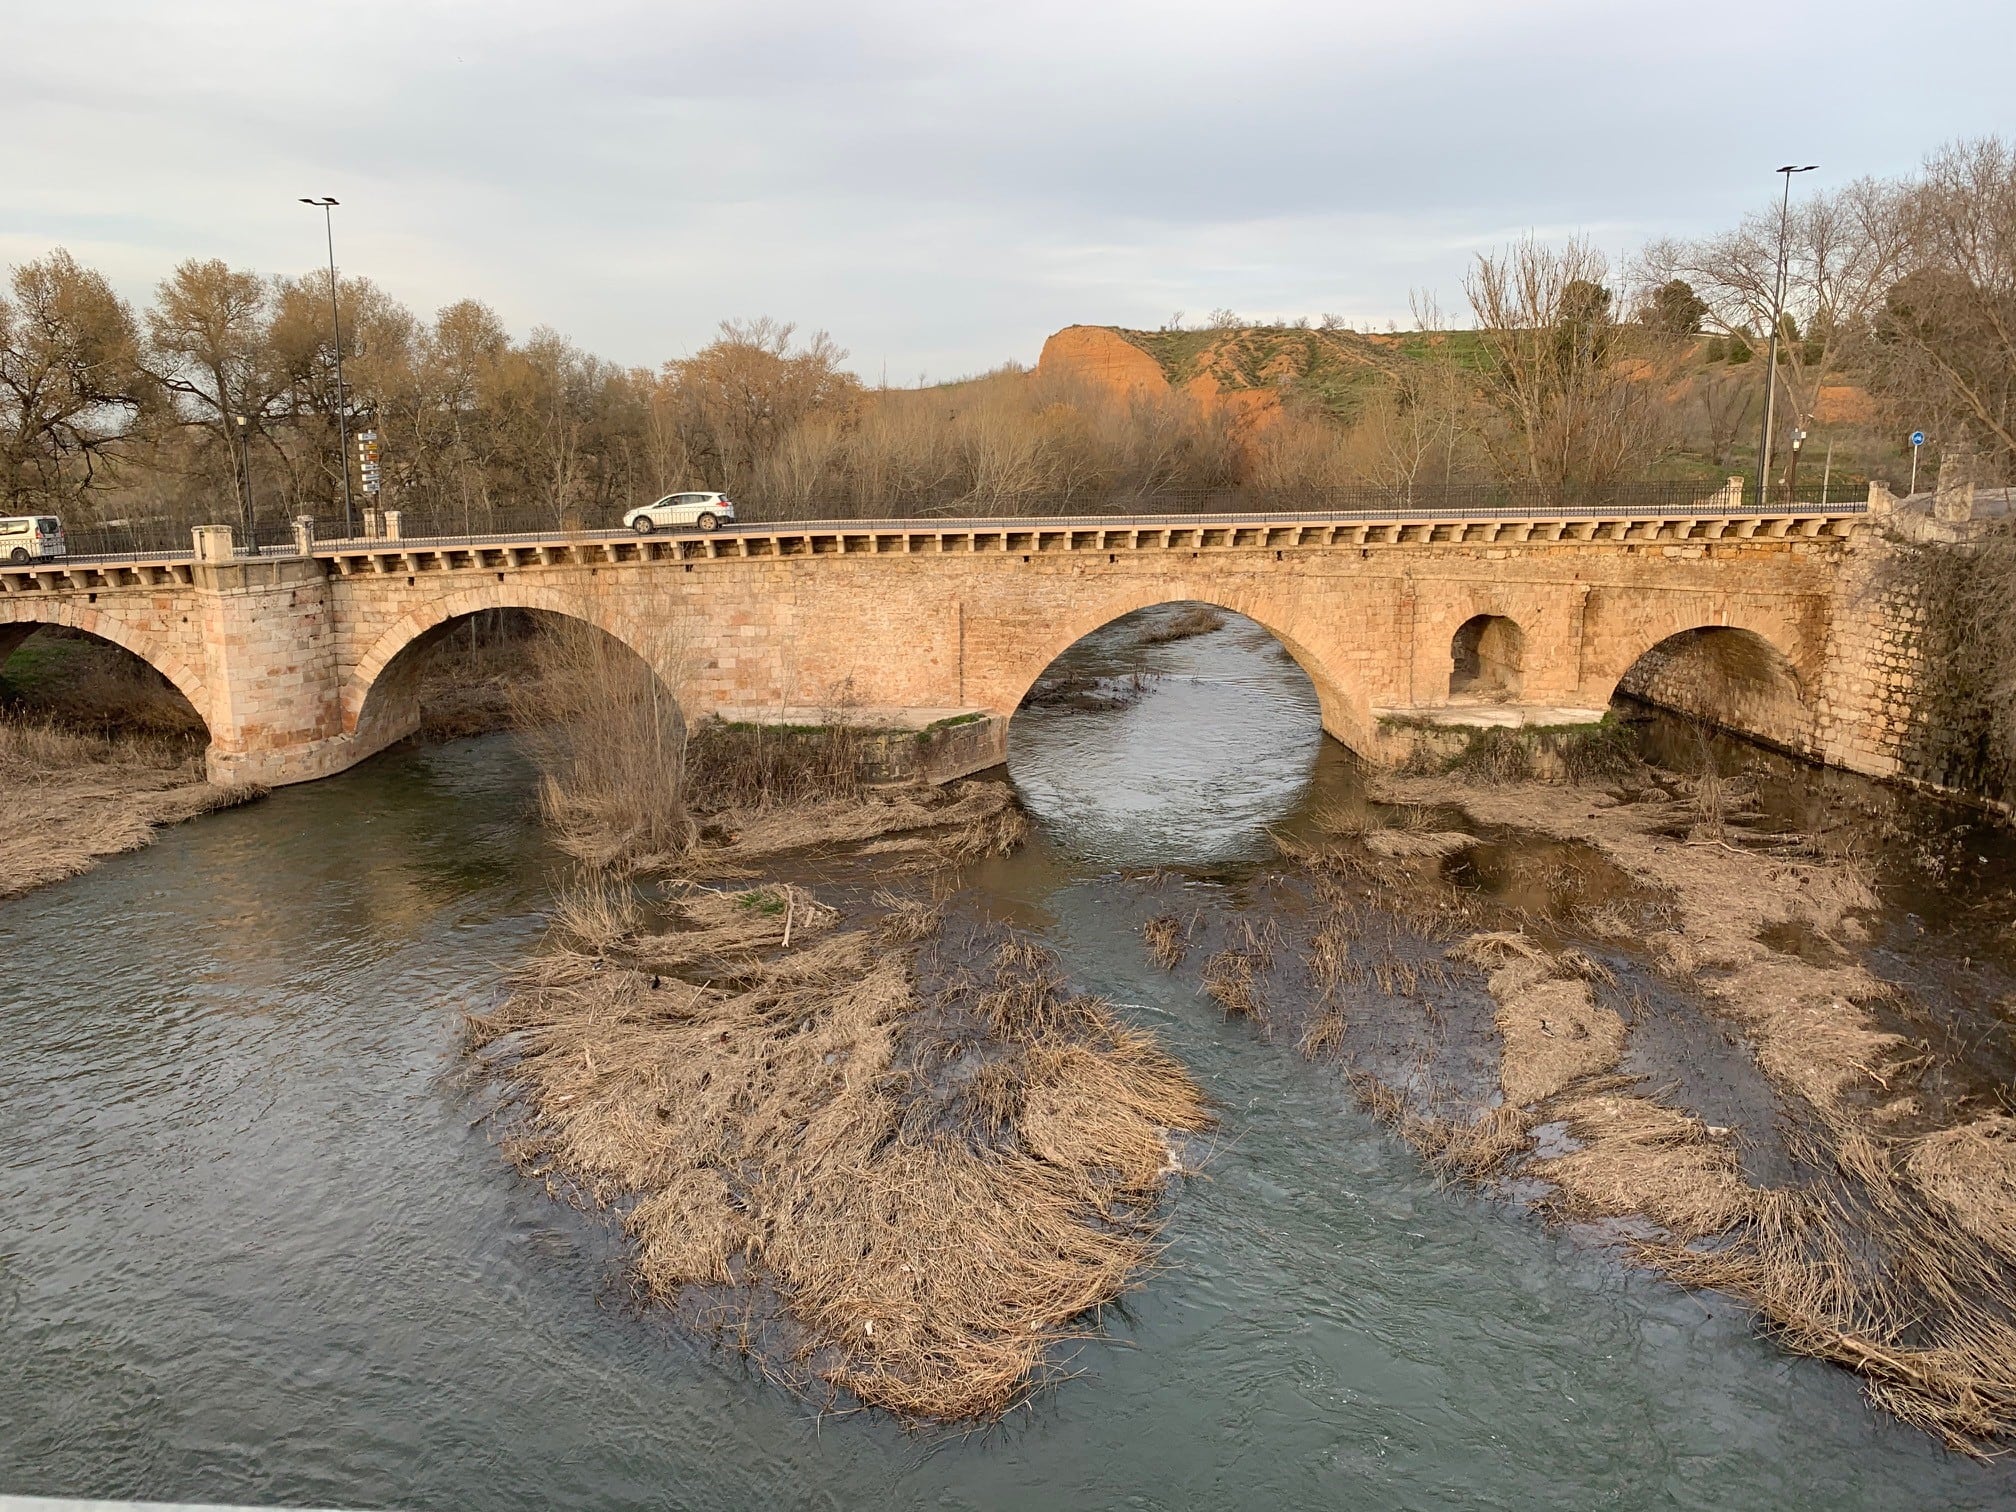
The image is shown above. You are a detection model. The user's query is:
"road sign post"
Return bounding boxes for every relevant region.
[356,429,382,498]
[1910,430,1926,495]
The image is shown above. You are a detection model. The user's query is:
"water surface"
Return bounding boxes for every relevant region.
[2,608,2011,1510]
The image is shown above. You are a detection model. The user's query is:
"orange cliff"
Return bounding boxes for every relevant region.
[1035,325,1172,400]
[1034,325,1283,436]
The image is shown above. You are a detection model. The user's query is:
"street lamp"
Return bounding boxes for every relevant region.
[1756,164,1817,504]
[233,412,255,539]
[299,196,356,537]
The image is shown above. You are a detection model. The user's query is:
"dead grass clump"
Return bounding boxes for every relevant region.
[1136,605,1227,644]
[875,890,944,945]
[1906,1116,2016,1265]
[1543,1084,1756,1238]
[1345,1070,1532,1182]
[472,896,1212,1422]
[1200,920,1278,1022]
[547,874,647,955]
[629,884,838,975]
[1022,671,1151,711]
[0,715,262,900]
[1411,1104,1535,1182]
[1298,1008,1347,1060]
[512,617,691,872]
[1642,1120,2016,1458]
[1141,914,1188,969]
[1308,908,1356,990]
[699,779,1025,873]
[1454,931,1626,1106]
[1362,828,1475,860]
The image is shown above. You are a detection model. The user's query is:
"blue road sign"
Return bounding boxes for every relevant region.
[1911,430,1926,447]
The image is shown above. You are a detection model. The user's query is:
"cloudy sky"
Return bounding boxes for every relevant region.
[5,0,2012,380]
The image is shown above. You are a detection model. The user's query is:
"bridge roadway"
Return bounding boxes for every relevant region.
[0,499,1881,788]
[17,500,1864,580]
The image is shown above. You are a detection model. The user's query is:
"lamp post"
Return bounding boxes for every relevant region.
[233,412,255,539]
[299,196,356,537]
[1756,164,1817,504]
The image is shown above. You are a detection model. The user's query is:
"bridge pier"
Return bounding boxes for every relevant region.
[187,553,356,787]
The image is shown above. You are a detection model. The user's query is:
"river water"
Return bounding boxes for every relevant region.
[3,606,2012,1510]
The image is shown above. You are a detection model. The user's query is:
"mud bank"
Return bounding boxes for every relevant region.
[1136,768,2016,1454]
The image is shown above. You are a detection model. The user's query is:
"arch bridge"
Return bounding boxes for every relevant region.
[0,503,1880,787]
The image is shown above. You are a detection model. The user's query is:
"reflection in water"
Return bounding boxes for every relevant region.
[2,634,2013,1510]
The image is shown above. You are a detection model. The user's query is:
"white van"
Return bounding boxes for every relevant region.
[0,516,66,563]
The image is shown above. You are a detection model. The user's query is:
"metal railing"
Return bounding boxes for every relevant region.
[24,483,1869,568]
[316,481,1814,541]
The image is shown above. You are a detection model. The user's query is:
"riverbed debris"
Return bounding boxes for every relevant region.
[1147,767,2016,1456]
[471,880,1213,1423]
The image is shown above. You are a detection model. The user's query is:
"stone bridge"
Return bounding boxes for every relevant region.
[0,502,1897,788]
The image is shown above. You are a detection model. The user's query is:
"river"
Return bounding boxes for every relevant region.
[2,605,2012,1510]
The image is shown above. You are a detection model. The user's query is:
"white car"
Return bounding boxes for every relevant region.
[624,492,737,534]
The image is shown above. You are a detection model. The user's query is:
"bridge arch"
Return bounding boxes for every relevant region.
[346,585,674,749]
[1449,614,1526,701]
[990,589,1373,752]
[0,601,211,737]
[1606,624,1813,754]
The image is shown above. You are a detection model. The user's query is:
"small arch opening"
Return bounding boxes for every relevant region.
[1449,614,1525,701]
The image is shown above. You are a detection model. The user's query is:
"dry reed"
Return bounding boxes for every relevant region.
[0,715,262,900]
[510,616,691,872]
[1200,919,1278,1022]
[1141,915,1187,969]
[471,892,1213,1422]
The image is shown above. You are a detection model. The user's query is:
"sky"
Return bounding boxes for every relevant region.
[4,0,2013,383]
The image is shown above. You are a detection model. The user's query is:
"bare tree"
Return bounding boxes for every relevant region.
[145,258,285,527]
[0,250,156,511]
[1687,368,1760,471]
[1873,137,2016,469]
[671,318,860,501]
[1465,237,1669,488]
[1639,180,1906,489]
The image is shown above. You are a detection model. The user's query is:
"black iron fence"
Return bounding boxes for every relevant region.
[33,481,1867,564]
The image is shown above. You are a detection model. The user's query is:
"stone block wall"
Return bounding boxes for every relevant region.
[1812,532,2007,803]
[191,558,347,786]
[19,522,1976,800]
